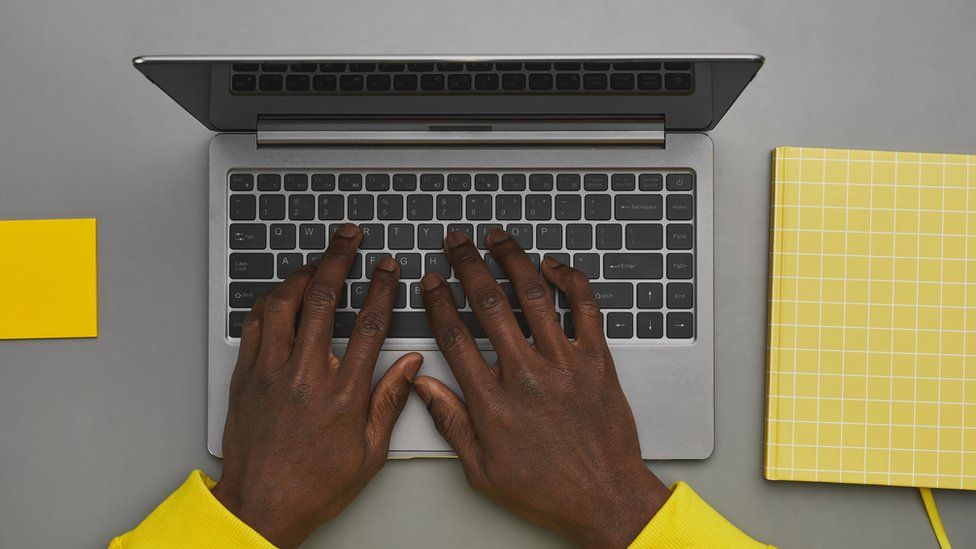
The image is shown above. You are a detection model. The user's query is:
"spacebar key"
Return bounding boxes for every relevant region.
[386,312,530,338]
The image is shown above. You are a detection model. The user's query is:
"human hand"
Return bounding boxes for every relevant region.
[415,230,670,548]
[212,223,422,549]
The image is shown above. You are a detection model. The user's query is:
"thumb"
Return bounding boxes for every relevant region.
[414,376,489,491]
[365,353,423,460]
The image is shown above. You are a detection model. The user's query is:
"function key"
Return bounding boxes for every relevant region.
[583,61,611,70]
[664,62,692,71]
[665,73,693,90]
[466,62,493,71]
[475,73,499,90]
[407,62,435,71]
[583,73,608,90]
[311,173,335,191]
[495,62,522,70]
[666,312,694,338]
[284,173,309,191]
[557,173,581,191]
[257,173,281,191]
[339,74,364,90]
[420,74,445,90]
[285,74,310,91]
[349,63,377,72]
[437,62,464,71]
[259,74,283,90]
[501,73,526,90]
[554,62,581,70]
[447,73,472,90]
[556,73,580,90]
[393,173,418,191]
[610,73,635,90]
[447,173,472,191]
[420,173,445,191]
[638,173,664,191]
[379,63,405,71]
[613,61,661,71]
[528,73,553,90]
[366,173,391,191]
[502,173,526,191]
[529,173,554,191]
[339,173,363,191]
[474,173,499,191]
[637,73,662,90]
[393,74,418,90]
[611,173,636,191]
[231,74,256,91]
[583,173,609,191]
[290,63,317,72]
[366,74,391,90]
[261,63,288,72]
[312,75,337,90]
[229,173,254,191]
[319,63,347,72]
[232,63,259,71]
[525,62,552,70]
[666,173,695,191]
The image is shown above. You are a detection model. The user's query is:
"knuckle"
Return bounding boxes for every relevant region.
[304,281,340,308]
[451,247,481,267]
[328,390,358,418]
[254,370,279,394]
[519,282,550,305]
[286,375,314,404]
[242,315,262,333]
[438,320,471,352]
[354,309,389,339]
[472,287,506,313]
[577,298,602,317]
[263,293,294,314]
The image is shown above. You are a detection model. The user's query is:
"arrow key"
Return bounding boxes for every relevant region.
[667,312,694,339]
[607,312,634,339]
[636,312,663,339]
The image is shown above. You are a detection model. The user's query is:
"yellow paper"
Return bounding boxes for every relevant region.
[765,147,976,490]
[0,218,98,339]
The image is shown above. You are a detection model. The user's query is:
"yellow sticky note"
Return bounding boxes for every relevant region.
[0,218,98,339]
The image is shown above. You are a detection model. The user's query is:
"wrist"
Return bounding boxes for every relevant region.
[571,465,671,549]
[212,477,306,549]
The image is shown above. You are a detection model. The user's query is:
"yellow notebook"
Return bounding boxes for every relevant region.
[765,147,976,491]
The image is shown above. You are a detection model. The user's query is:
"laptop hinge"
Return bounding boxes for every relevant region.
[255,117,665,147]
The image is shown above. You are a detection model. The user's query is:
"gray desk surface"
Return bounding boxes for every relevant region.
[1,1,974,547]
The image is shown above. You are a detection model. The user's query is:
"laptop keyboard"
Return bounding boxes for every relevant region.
[226,169,696,343]
[229,61,694,95]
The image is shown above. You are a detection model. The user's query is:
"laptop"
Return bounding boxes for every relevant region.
[134,54,763,460]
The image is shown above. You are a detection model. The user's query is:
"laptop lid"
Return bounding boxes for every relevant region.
[133,54,763,133]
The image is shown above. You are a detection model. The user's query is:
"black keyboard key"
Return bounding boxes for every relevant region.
[474,73,499,90]
[407,195,434,220]
[259,74,283,90]
[311,173,335,191]
[596,224,623,250]
[229,173,254,191]
[556,73,580,90]
[366,74,391,90]
[529,173,554,191]
[495,195,522,220]
[396,253,422,279]
[528,73,553,90]
[257,173,281,191]
[380,312,437,338]
[607,312,634,339]
[603,253,662,279]
[554,62,581,70]
[611,173,636,191]
[312,75,337,90]
[610,73,635,90]
[638,173,663,191]
[366,173,391,191]
[318,195,344,220]
[666,194,694,220]
[501,73,526,90]
[437,62,463,71]
[350,282,370,308]
[299,224,326,250]
[484,253,505,279]
[377,194,404,220]
[555,195,582,220]
[290,63,317,72]
[339,173,363,191]
[448,173,472,191]
[506,224,533,249]
[232,74,256,91]
[420,74,445,90]
[667,283,694,309]
[666,253,694,279]
[259,195,285,220]
[584,173,609,191]
[436,194,463,220]
[340,75,364,90]
[348,194,374,220]
[229,282,277,308]
[476,223,502,249]
[637,73,662,90]
[525,195,552,220]
[349,63,376,72]
[536,225,562,250]
[277,253,303,277]
[269,224,296,249]
[637,312,664,339]
[420,173,445,191]
[525,62,552,70]
[665,62,692,71]
[566,224,593,250]
[616,195,662,220]
[284,173,309,191]
[288,195,315,220]
[230,253,274,279]
[232,63,259,71]
[393,74,418,91]
[590,282,634,308]
[418,224,444,249]
[583,73,608,90]
[475,173,499,191]
[360,224,384,249]
[261,63,287,72]
[583,61,611,70]
[665,73,693,91]
[584,195,612,220]
[425,253,451,277]
[229,311,248,338]
[466,62,492,71]
[448,223,475,242]
[393,173,418,191]
[286,74,310,91]
[666,173,695,191]
[626,224,663,250]
[388,224,414,250]
[502,173,526,191]
[447,74,472,90]
[364,253,389,278]
[615,61,661,71]
[408,63,435,71]
[667,312,694,338]
[637,282,663,308]
[495,62,522,71]
[230,195,256,220]
[573,253,600,279]
[229,224,266,249]
[557,173,581,191]
[330,312,357,338]
[466,195,493,220]
[666,224,694,250]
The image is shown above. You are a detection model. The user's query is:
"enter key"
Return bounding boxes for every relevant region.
[602,253,663,279]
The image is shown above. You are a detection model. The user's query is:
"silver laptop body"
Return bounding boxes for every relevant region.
[134,54,763,460]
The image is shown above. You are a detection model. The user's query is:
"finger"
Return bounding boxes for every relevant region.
[485,230,567,357]
[414,376,489,490]
[256,266,315,367]
[364,352,424,464]
[443,231,532,363]
[293,223,361,365]
[541,256,605,349]
[341,256,399,385]
[235,295,266,370]
[421,272,497,399]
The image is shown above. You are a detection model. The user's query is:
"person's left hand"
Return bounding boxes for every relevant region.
[212,223,422,549]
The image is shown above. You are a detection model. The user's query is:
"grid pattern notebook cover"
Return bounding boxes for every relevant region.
[765,146,976,490]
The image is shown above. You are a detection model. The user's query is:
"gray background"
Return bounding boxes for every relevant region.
[0,0,973,547]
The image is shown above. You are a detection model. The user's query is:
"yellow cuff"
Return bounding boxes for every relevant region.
[628,482,773,549]
[109,470,276,549]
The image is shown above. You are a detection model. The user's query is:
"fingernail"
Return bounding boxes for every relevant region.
[414,382,433,406]
[487,230,510,245]
[421,272,443,291]
[337,223,359,238]
[445,231,469,249]
[402,356,423,382]
[377,256,397,272]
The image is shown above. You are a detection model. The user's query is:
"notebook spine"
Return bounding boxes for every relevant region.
[763,147,789,480]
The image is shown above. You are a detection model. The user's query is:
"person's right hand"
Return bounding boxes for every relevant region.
[414,230,672,549]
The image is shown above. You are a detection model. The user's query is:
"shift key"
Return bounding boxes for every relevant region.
[229,253,274,279]
[229,282,278,307]
[602,253,663,279]
[589,283,634,309]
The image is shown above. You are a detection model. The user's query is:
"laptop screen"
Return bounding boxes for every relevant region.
[134,55,762,132]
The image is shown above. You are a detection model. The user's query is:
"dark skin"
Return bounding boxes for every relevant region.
[213,223,671,548]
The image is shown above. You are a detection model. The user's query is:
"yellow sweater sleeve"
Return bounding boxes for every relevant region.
[108,470,276,549]
[629,482,773,549]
